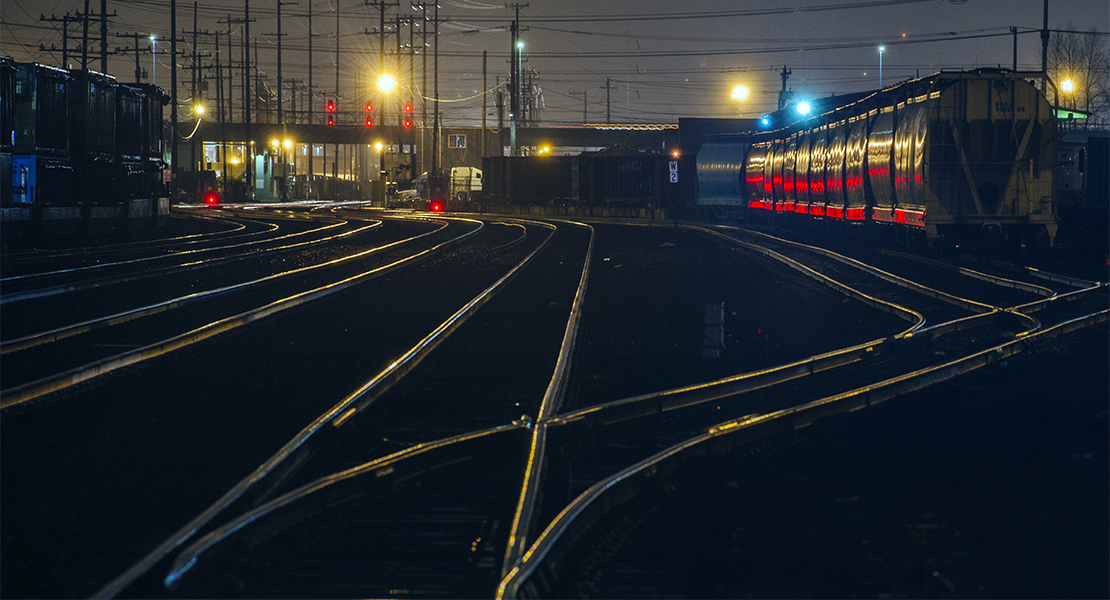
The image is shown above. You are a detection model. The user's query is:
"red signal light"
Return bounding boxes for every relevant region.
[403,118,413,128]
[326,99,336,112]
[365,102,374,112]
[365,118,374,127]
[203,192,219,206]
[429,200,444,212]
[403,102,413,113]
[326,115,335,126]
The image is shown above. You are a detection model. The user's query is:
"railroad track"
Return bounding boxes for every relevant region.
[1,216,1103,599]
[0,212,469,406]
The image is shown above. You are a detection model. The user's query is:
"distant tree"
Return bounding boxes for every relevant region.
[1048,24,1110,129]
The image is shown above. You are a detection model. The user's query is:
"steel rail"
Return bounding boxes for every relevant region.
[501,220,595,578]
[0,217,364,306]
[497,306,1109,599]
[1022,265,1104,289]
[91,218,553,599]
[1012,282,1109,315]
[0,219,440,355]
[0,218,481,410]
[1,213,248,261]
[0,216,288,283]
[163,423,527,587]
[0,212,344,286]
[876,249,1057,297]
[718,226,998,315]
[491,222,530,251]
[689,225,927,335]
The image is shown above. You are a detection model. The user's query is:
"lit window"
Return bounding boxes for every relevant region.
[448,134,467,149]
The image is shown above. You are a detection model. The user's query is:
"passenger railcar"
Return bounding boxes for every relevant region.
[699,70,1059,254]
[1,57,169,242]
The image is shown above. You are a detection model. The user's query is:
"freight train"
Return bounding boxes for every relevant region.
[1,57,170,243]
[697,70,1062,254]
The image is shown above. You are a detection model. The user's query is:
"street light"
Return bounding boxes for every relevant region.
[376,74,398,186]
[878,45,885,89]
[1061,78,1075,93]
[731,85,749,116]
[150,35,156,85]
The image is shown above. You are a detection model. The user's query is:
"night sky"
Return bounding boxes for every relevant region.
[2,0,1107,125]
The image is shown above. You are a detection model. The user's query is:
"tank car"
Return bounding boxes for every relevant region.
[699,70,1059,254]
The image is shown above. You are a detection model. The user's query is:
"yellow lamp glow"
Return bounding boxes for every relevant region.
[378,75,396,93]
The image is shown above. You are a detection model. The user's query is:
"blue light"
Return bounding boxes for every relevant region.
[797,101,811,115]
[760,115,770,127]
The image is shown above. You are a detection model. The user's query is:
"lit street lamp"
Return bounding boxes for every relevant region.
[150,35,156,86]
[878,45,885,89]
[377,74,396,93]
[377,74,398,189]
[731,85,749,116]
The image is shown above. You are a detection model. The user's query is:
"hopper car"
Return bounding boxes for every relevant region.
[1,57,170,243]
[698,70,1061,254]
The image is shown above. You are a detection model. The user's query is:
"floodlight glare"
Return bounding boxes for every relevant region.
[797,101,811,115]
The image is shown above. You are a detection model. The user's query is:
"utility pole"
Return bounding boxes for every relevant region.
[75,1,116,71]
[99,0,109,71]
[41,13,81,68]
[1041,0,1049,73]
[81,0,90,68]
[191,3,200,112]
[418,1,429,174]
[244,0,252,128]
[334,0,340,181]
[308,0,314,125]
[1011,26,1018,71]
[220,14,250,124]
[601,77,617,123]
[307,0,314,178]
[570,90,586,123]
[507,3,527,155]
[171,0,178,202]
[482,50,487,158]
[777,65,792,109]
[114,31,148,82]
[432,0,439,175]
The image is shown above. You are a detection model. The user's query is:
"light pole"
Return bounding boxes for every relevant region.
[150,35,156,85]
[378,74,396,190]
[878,45,885,89]
[731,85,749,117]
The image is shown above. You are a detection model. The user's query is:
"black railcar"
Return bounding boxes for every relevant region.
[1,58,168,242]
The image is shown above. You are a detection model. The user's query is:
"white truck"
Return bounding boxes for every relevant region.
[401,167,482,202]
